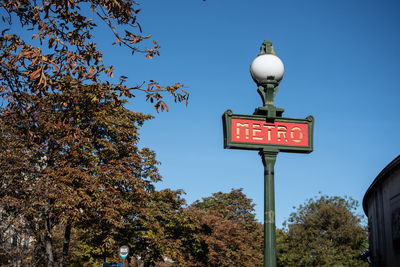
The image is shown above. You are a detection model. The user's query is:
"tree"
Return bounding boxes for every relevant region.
[67,188,194,266]
[0,0,188,266]
[130,189,204,267]
[102,188,265,267]
[276,195,368,267]
[187,189,264,267]
[191,188,259,229]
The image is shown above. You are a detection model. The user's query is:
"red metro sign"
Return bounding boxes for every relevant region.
[231,118,308,146]
[223,110,314,153]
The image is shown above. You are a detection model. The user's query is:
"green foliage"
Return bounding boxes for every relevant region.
[277,195,368,267]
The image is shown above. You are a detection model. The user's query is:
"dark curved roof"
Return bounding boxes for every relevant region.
[363,155,400,215]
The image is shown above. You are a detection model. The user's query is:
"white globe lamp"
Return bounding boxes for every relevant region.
[250,54,285,84]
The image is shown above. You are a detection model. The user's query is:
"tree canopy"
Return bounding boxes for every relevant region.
[276,195,368,267]
[188,189,264,267]
[0,0,188,266]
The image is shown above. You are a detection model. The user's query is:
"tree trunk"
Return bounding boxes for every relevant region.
[44,198,55,267]
[44,153,57,267]
[44,217,55,267]
[60,218,72,267]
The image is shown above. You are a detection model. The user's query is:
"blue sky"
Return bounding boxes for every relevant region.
[97,0,400,226]
[10,0,400,227]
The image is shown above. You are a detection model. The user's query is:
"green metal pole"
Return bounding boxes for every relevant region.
[260,149,277,267]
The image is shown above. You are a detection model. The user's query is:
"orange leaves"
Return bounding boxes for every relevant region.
[30,67,42,80]
[131,36,141,44]
[136,81,189,112]
[88,66,96,78]
[20,49,34,58]
[49,60,59,72]
[144,40,160,59]
[154,101,169,112]
[0,38,61,93]
[104,65,114,78]
[25,50,59,88]
[124,30,150,45]
[185,189,264,266]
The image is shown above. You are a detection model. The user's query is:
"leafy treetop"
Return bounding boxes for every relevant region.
[277,195,368,266]
[0,0,188,112]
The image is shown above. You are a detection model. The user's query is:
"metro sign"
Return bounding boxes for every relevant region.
[222,110,314,153]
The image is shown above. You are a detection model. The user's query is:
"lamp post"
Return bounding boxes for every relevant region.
[250,40,284,267]
[222,40,314,267]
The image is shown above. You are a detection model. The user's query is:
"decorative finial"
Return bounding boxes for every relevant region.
[259,40,276,56]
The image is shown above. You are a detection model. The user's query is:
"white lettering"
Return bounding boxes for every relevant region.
[236,123,249,139]
[277,126,288,142]
[263,125,275,141]
[252,124,263,140]
[290,126,304,143]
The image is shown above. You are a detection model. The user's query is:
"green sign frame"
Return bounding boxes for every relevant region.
[222,109,314,153]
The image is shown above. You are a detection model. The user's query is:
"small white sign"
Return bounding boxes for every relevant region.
[119,246,129,258]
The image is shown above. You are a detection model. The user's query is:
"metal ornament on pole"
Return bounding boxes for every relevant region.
[222,40,314,267]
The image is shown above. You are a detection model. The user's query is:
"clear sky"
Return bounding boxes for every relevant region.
[97,0,400,227]
[13,0,400,227]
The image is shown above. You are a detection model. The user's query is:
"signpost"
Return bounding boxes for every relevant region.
[119,246,129,267]
[222,40,314,267]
